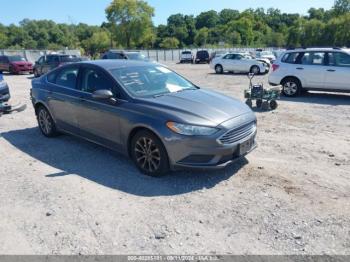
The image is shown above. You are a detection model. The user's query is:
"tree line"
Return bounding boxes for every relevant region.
[0,0,349,57]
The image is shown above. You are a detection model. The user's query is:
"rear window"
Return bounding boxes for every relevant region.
[197,51,209,58]
[282,52,300,64]
[60,56,81,62]
[182,51,191,54]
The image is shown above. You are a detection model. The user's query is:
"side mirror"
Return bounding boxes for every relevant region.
[92,89,114,100]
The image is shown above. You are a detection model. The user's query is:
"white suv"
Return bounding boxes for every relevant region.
[269,48,350,97]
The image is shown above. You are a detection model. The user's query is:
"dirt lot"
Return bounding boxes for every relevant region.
[0,62,349,255]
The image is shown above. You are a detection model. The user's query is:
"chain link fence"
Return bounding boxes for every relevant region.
[0,47,275,63]
[0,49,81,63]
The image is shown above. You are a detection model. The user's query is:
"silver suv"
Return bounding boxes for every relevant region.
[269,48,350,97]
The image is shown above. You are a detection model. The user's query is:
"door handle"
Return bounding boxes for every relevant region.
[327,69,336,72]
[296,67,304,70]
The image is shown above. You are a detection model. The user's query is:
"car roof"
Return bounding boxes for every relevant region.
[74,59,156,70]
[285,47,349,53]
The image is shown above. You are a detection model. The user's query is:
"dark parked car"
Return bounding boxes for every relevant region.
[31,60,257,176]
[101,50,149,61]
[195,50,210,64]
[0,55,33,74]
[33,54,82,77]
[0,73,10,102]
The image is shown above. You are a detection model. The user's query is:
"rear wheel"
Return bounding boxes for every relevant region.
[270,100,278,110]
[215,65,223,74]
[281,77,301,97]
[131,130,169,177]
[37,106,58,137]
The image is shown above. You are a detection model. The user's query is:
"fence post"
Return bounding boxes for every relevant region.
[147,50,150,59]
[171,49,174,61]
[156,50,159,62]
[164,50,166,62]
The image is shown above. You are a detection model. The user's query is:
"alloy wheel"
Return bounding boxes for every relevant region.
[38,109,52,135]
[283,81,298,96]
[134,137,161,173]
[251,66,260,75]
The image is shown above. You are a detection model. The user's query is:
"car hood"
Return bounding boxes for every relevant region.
[137,89,253,126]
[11,61,32,66]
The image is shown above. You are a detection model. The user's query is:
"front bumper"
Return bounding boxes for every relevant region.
[162,114,257,171]
[13,66,33,73]
[173,139,257,170]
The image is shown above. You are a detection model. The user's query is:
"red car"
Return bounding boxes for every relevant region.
[0,55,33,74]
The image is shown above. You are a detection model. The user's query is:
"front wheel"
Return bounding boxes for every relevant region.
[34,69,40,78]
[37,106,58,137]
[131,130,169,177]
[250,65,260,75]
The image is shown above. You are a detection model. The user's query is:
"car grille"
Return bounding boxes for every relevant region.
[219,121,256,145]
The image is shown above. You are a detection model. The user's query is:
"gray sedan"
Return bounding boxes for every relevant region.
[31,60,257,176]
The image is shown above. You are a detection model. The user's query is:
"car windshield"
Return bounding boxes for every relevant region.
[8,56,26,62]
[60,56,81,62]
[127,53,147,61]
[261,51,273,56]
[110,65,197,98]
[182,51,191,54]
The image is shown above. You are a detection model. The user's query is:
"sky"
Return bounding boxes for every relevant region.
[0,0,335,26]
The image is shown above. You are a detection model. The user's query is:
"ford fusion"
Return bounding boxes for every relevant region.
[31,60,257,176]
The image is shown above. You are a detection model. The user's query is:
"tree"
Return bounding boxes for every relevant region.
[195,10,219,29]
[227,18,254,45]
[82,30,110,58]
[159,37,179,49]
[333,0,350,15]
[219,9,240,24]
[194,27,209,46]
[106,0,154,48]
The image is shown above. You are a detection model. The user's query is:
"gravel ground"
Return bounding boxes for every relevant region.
[0,62,349,255]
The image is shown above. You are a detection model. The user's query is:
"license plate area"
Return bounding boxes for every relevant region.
[239,137,254,155]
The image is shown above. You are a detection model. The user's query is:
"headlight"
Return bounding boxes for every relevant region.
[166,122,219,136]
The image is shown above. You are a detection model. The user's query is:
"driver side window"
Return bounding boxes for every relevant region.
[81,68,114,94]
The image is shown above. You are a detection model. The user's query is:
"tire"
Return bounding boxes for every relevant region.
[281,77,301,97]
[256,99,263,108]
[250,65,260,75]
[9,66,16,75]
[131,130,169,177]
[262,101,269,110]
[270,100,278,110]
[34,69,39,78]
[215,64,223,74]
[37,106,58,137]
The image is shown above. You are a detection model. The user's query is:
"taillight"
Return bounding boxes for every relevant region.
[272,64,280,72]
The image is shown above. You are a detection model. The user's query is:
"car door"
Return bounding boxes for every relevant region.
[47,65,81,134]
[297,52,326,88]
[42,55,57,74]
[76,65,123,151]
[0,56,5,72]
[230,54,245,71]
[324,52,350,90]
[220,54,234,71]
[35,56,45,74]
